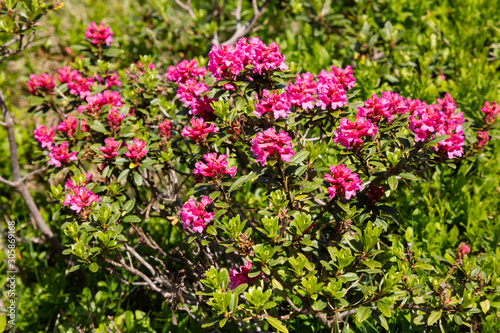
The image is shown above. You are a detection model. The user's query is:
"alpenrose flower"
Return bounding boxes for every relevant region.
[181,117,218,144]
[48,142,78,167]
[64,173,93,191]
[27,73,56,95]
[124,139,147,164]
[180,196,214,232]
[67,73,94,99]
[251,128,296,166]
[85,22,113,46]
[165,59,207,84]
[457,243,471,261]
[99,138,120,159]
[474,131,489,151]
[34,125,55,148]
[56,115,88,137]
[63,186,100,214]
[333,115,377,149]
[481,101,500,124]
[194,153,237,179]
[286,72,317,110]
[228,262,265,290]
[253,89,291,119]
[325,164,363,200]
[159,120,172,140]
[78,91,123,114]
[107,108,125,132]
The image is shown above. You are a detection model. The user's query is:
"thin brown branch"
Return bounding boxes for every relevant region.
[221,0,268,45]
[174,0,196,18]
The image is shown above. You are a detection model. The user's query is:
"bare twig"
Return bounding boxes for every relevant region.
[174,0,196,19]
[221,0,268,45]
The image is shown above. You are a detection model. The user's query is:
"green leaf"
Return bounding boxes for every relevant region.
[357,306,371,323]
[123,215,141,223]
[89,262,98,273]
[399,173,418,181]
[377,302,392,318]
[133,172,143,186]
[427,310,442,326]
[480,299,490,313]
[229,172,255,192]
[387,175,398,191]
[290,151,309,164]
[0,314,5,332]
[68,265,81,273]
[117,169,130,183]
[265,317,289,333]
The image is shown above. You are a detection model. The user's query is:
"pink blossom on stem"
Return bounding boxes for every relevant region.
[250,128,295,166]
[357,94,392,121]
[457,243,470,261]
[67,73,94,99]
[481,101,500,124]
[99,137,120,159]
[367,184,384,205]
[78,91,123,114]
[159,120,172,140]
[474,131,489,151]
[107,108,125,132]
[333,115,377,149]
[253,89,291,119]
[124,139,147,164]
[57,67,79,84]
[180,196,214,232]
[315,81,347,110]
[325,164,363,200]
[56,115,88,137]
[409,104,446,142]
[105,72,122,88]
[228,262,265,290]
[181,118,217,144]
[27,73,55,95]
[64,186,100,214]
[436,129,465,159]
[285,73,317,110]
[34,125,55,148]
[381,91,409,115]
[194,153,237,179]
[85,22,113,46]
[48,142,78,167]
[166,59,207,84]
[64,173,93,191]
[330,65,356,90]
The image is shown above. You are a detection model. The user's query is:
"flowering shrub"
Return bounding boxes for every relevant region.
[23,21,500,332]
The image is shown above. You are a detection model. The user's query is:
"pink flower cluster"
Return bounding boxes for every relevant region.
[407,94,465,158]
[166,59,206,84]
[208,37,288,88]
[167,60,215,120]
[333,115,377,149]
[180,196,214,232]
[34,125,55,148]
[457,243,470,261]
[99,138,120,159]
[124,139,147,163]
[194,153,237,179]
[85,22,113,46]
[228,262,265,290]
[159,120,172,140]
[56,67,95,99]
[78,91,123,115]
[56,115,88,137]
[107,108,125,132]
[27,74,55,95]
[286,72,317,110]
[250,128,295,166]
[64,186,100,214]
[48,142,78,167]
[481,101,500,124]
[95,72,122,89]
[254,89,291,119]
[325,164,363,200]
[181,118,217,144]
[474,131,489,151]
[65,173,93,191]
[356,91,410,122]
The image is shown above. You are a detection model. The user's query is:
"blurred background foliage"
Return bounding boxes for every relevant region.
[0,0,499,331]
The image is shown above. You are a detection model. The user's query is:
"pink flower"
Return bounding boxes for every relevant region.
[67,73,94,99]
[165,59,207,84]
[253,89,291,119]
[409,104,446,142]
[57,67,79,84]
[325,164,363,200]
[194,153,237,179]
[159,120,172,140]
[250,128,295,166]
[180,196,214,232]
[481,101,500,124]
[333,115,377,149]
[124,139,147,163]
[228,262,265,290]
[85,22,113,46]
[381,91,409,115]
[63,186,100,214]
[181,117,218,144]
[48,142,78,167]
[99,138,120,159]
[330,65,356,90]
[34,125,55,148]
[436,128,465,159]
[107,108,125,132]
[315,80,347,110]
[286,72,317,110]
[357,94,392,121]
[78,91,123,114]
[56,115,88,137]
[27,73,55,95]
[105,72,121,88]
[367,184,384,205]
[457,244,470,260]
[474,131,489,151]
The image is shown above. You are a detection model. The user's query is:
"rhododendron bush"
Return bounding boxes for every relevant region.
[2,2,500,330]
